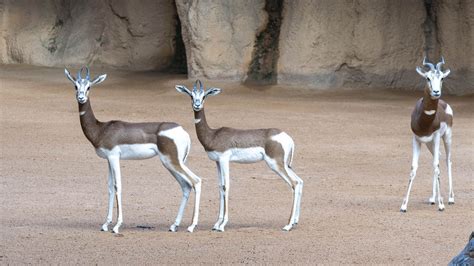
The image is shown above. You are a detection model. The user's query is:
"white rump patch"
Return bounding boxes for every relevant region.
[158,126,191,161]
[445,104,453,116]
[271,132,294,163]
[424,110,436,115]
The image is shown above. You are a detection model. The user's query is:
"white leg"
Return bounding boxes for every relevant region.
[264,157,299,231]
[101,160,115,232]
[432,134,445,211]
[287,166,303,225]
[426,142,437,204]
[444,128,454,204]
[180,164,202,233]
[213,161,225,231]
[168,174,191,233]
[108,156,123,234]
[401,136,421,212]
[215,159,230,232]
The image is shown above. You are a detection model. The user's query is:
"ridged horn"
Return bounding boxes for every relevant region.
[86,66,90,80]
[193,79,203,92]
[422,56,435,71]
[436,56,445,71]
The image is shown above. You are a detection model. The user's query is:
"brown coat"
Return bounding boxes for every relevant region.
[411,92,453,137]
[79,100,179,150]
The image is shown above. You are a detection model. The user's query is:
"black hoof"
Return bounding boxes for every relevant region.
[430,202,435,205]
[448,202,455,205]
[400,209,407,213]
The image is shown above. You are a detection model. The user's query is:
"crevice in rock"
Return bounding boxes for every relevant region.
[108,3,144,38]
[422,0,440,60]
[245,0,283,85]
[165,11,187,74]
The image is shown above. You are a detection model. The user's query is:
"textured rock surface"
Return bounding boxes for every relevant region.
[278,0,426,90]
[0,0,177,70]
[436,0,474,94]
[0,0,473,93]
[175,0,266,80]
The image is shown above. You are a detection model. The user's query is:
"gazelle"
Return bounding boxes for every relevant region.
[176,80,303,231]
[400,57,454,212]
[64,67,202,233]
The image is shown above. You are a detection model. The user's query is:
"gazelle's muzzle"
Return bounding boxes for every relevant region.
[193,99,203,111]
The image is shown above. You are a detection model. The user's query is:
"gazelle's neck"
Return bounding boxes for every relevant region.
[421,88,439,118]
[79,100,101,146]
[194,108,214,149]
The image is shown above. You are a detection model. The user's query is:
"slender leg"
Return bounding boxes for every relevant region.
[426,142,437,204]
[215,159,230,232]
[180,164,202,232]
[168,172,191,232]
[264,157,299,231]
[212,161,225,231]
[108,156,123,234]
[432,134,445,211]
[101,160,115,231]
[443,128,454,204]
[401,136,421,212]
[287,166,303,225]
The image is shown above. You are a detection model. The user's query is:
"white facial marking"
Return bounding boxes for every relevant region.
[424,110,436,115]
[79,111,86,116]
[445,104,453,116]
[194,118,201,124]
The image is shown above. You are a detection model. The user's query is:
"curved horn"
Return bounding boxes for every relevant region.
[198,79,203,91]
[436,56,445,71]
[193,79,203,92]
[77,68,82,80]
[422,56,435,71]
[86,66,90,80]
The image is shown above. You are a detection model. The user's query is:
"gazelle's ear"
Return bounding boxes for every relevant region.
[416,66,427,77]
[442,69,451,78]
[64,68,76,84]
[91,74,107,86]
[204,87,221,97]
[175,85,192,96]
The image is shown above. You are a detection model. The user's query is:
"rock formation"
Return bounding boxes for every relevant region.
[0,0,178,71]
[0,0,473,94]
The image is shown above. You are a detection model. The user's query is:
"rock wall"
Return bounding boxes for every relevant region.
[278,0,426,90]
[176,0,267,80]
[0,0,473,94]
[0,0,178,71]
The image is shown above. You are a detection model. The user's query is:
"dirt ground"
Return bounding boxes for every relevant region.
[1,65,473,264]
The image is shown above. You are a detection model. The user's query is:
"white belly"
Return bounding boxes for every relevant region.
[207,147,265,163]
[96,143,159,160]
[415,122,448,143]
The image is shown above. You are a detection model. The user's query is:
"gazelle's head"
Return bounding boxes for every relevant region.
[64,67,107,104]
[416,57,451,100]
[175,80,221,111]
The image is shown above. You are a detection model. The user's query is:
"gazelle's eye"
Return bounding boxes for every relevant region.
[427,78,430,82]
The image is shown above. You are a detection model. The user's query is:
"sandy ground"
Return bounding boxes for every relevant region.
[0,65,473,264]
